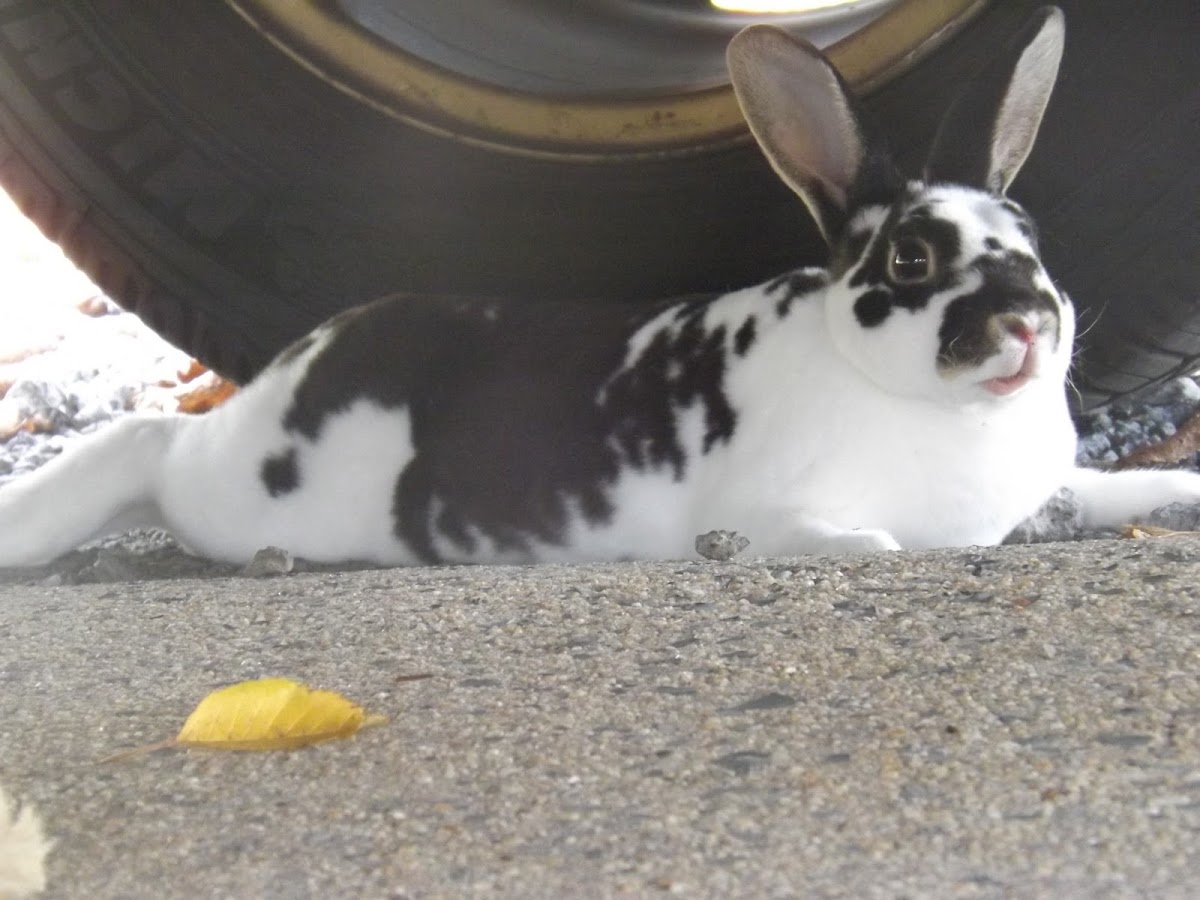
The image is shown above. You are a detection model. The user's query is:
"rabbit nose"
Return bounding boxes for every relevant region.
[997,313,1037,345]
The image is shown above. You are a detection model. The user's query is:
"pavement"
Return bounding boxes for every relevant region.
[2,538,1200,898]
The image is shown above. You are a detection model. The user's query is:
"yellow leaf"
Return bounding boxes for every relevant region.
[1121,524,1200,540]
[176,678,385,750]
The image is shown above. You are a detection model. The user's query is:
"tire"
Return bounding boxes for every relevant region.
[0,0,1194,409]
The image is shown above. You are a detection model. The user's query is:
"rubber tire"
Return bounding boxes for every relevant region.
[0,0,1195,409]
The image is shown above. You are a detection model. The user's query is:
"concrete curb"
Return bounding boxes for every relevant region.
[2,539,1199,897]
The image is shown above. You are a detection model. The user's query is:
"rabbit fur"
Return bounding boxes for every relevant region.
[1,5,1197,568]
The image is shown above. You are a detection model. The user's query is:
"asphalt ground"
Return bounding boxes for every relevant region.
[3,538,1200,898]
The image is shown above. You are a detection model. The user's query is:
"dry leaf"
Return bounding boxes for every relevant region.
[175,359,209,384]
[176,677,385,750]
[1116,407,1200,469]
[1121,524,1200,540]
[174,375,238,415]
[0,408,55,443]
[102,677,386,762]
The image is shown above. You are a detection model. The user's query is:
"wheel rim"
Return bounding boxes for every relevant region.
[225,0,988,161]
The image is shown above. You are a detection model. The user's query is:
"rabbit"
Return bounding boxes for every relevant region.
[0,5,1197,569]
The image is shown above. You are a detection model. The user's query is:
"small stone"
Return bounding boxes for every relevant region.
[694,530,750,561]
[1074,431,1113,466]
[1146,502,1200,532]
[242,546,294,577]
[1003,488,1086,544]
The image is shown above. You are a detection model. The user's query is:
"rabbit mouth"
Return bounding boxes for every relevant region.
[981,344,1038,396]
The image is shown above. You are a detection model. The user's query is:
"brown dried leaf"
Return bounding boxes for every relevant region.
[175,359,209,384]
[1120,524,1200,540]
[1116,408,1200,469]
[0,411,55,443]
[174,375,238,415]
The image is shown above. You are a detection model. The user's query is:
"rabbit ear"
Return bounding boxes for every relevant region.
[924,6,1065,194]
[727,24,866,243]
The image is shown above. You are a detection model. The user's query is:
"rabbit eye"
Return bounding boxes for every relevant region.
[888,237,935,284]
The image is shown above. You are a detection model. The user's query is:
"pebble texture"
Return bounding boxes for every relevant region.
[2,540,1200,897]
[1075,377,1200,466]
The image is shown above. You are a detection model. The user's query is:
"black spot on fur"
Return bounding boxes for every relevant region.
[850,205,962,303]
[734,316,757,357]
[602,297,737,476]
[854,289,893,328]
[848,203,964,326]
[847,229,873,258]
[984,236,1002,251]
[283,295,672,562]
[766,270,826,318]
[892,218,962,312]
[281,292,735,563]
[938,251,1060,368]
[436,503,477,555]
[392,460,442,562]
[261,448,299,497]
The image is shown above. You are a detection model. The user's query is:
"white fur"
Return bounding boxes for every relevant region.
[1064,467,1200,529]
[159,398,416,564]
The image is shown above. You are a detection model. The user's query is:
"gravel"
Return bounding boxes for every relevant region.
[0,296,193,485]
[1074,376,1200,466]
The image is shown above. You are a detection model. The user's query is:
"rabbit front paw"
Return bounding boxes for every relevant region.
[746,511,902,557]
[1064,467,1200,530]
[824,527,902,554]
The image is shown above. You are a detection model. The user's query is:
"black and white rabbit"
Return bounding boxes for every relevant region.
[0,6,1196,568]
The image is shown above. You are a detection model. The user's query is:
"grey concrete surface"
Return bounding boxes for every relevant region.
[3,539,1200,898]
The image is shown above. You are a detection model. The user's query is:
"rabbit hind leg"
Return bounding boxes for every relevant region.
[0,413,179,567]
